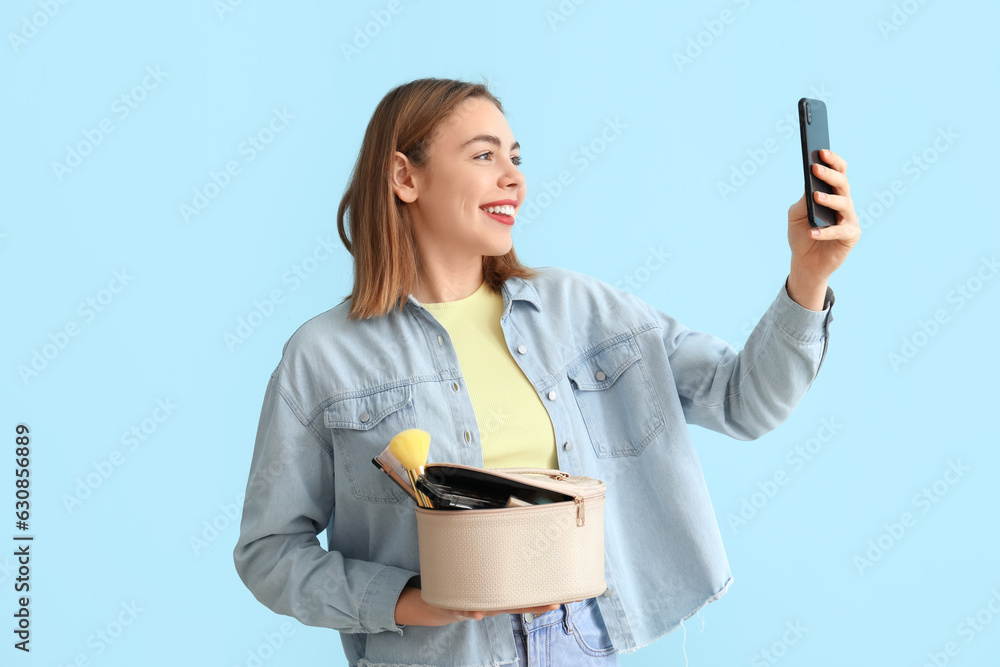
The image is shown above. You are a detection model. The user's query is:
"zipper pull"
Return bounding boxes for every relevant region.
[575,496,585,527]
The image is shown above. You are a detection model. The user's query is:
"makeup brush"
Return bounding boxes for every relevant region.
[388,429,434,508]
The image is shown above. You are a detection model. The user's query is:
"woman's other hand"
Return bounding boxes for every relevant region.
[395,585,579,627]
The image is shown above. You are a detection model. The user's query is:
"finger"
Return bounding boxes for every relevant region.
[788,191,806,217]
[813,190,853,213]
[809,220,861,243]
[812,162,850,196]
[819,148,847,174]
[509,604,556,615]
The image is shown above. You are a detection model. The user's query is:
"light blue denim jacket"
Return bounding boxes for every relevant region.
[233,266,834,666]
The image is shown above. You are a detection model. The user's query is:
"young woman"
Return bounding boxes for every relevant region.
[234,77,859,667]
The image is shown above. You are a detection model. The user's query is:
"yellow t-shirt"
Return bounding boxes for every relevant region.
[422,280,559,470]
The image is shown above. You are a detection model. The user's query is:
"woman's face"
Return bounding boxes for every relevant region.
[392,96,525,268]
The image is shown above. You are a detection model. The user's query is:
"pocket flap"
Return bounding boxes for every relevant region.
[567,337,640,391]
[323,385,411,430]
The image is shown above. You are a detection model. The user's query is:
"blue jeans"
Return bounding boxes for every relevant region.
[509,597,620,665]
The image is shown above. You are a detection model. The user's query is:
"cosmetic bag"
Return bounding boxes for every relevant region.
[413,464,607,611]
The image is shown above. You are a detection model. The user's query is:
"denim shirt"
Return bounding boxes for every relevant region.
[233,266,834,666]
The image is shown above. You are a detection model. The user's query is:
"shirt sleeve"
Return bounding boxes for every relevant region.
[233,373,419,636]
[647,280,835,440]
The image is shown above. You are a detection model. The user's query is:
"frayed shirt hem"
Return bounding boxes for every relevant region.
[617,574,735,655]
[357,657,518,667]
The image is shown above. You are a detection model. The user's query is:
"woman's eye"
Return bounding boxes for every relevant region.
[476,151,522,167]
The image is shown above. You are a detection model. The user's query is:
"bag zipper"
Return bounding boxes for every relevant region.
[418,463,603,527]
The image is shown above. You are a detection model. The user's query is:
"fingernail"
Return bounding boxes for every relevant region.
[811,229,821,237]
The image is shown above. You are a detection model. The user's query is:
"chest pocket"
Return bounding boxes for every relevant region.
[567,334,665,458]
[324,384,415,504]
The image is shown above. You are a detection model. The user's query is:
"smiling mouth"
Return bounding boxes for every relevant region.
[480,208,515,225]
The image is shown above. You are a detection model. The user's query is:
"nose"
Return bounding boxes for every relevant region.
[502,160,525,189]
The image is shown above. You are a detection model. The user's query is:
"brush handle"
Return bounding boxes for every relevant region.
[406,469,433,508]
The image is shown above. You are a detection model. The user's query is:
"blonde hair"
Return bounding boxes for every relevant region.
[336,77,538,320]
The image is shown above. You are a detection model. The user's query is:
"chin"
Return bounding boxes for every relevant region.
[486,240,513,257]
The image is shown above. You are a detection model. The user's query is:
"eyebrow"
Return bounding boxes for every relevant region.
[459,134,520,152]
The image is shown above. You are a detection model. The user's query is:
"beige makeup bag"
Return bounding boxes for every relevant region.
[413,464,607,611]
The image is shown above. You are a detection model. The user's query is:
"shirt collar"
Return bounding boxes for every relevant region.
[502,275,542,312]
[404,274,542,315]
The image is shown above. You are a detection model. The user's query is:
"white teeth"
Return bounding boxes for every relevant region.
[484,205,515,216]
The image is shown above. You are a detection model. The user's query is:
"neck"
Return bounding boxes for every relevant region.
[412,262,484,304]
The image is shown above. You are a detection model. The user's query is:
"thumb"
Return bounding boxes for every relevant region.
[788,191,807,218]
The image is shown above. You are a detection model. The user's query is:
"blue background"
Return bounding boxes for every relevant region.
[3,1,998,665]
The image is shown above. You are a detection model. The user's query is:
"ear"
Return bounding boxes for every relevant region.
[390,151,419,203]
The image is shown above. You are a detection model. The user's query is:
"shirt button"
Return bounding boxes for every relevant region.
[595,370,606,381]
[359,412,370,423]
[464,430,471,443]
[452,382,459,392]
[437,335,443,346]
[603,588,614,597]
[517,344,527,354]
[563,441,573,451]
[547,390,557,400]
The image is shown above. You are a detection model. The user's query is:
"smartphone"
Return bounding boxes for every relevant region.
[798,98,837,229]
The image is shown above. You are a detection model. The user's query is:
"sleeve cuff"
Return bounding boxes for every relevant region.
[772,280,835,343]
[360,564,421,636]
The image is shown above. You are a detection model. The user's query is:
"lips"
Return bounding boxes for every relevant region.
[480,199,518,226]
[481,207,515,226]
